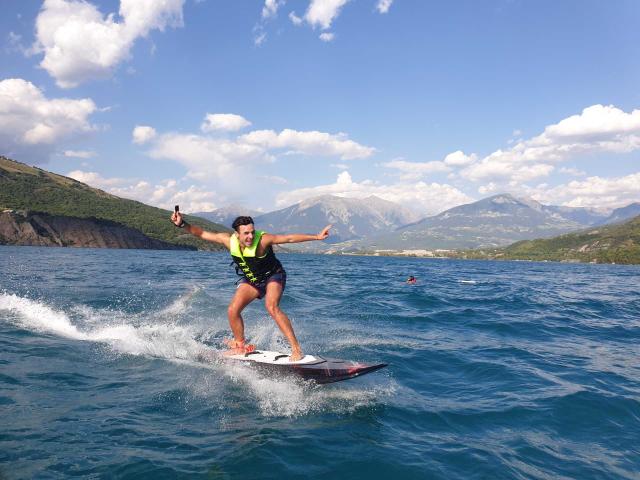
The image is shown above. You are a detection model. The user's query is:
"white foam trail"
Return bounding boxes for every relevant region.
[159,285,202,317]
[0,293,210,361]
[332,331,422,350]
[193,359,395,418]
[91,323,205,359]
[0,293,87,340]
[250,317,288,351]
[1,293,394,417]
[458,280,477,284]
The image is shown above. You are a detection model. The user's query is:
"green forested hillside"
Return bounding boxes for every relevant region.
[0,156,229,251]
[499,215,640,264]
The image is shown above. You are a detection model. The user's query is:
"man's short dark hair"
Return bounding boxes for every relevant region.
[232,216,254,231]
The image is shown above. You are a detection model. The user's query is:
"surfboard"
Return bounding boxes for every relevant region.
[223,349,387,384]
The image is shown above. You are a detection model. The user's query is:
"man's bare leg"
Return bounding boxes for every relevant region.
[264,281,303,361]
[226,284,260,353]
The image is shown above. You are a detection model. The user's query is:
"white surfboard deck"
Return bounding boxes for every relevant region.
[224,350,320,365]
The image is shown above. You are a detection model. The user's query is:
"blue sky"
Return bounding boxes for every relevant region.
[1,0,639,215]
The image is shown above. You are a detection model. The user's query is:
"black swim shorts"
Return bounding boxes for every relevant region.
[239,271,287,299]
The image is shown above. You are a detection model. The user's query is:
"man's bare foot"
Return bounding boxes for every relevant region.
[224,338,256,349]
[223,346,255,356]
[223,338,256,356]
[223,344,256,356]
[289,350,303,362]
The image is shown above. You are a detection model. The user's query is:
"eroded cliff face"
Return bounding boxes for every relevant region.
[0,210,193,250]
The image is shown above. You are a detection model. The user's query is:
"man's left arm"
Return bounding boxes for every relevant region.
[263,225,332,245]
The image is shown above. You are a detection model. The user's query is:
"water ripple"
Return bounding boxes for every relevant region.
[1,248,639,479]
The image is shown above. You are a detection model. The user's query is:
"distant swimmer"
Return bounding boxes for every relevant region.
[406,276,417,284]
[171,206,331,361]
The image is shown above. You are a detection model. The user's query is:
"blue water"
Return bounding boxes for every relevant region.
[1,246,639,479]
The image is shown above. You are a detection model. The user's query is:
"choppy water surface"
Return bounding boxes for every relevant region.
[1,246,639,479]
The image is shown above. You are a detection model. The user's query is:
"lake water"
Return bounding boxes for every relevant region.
[1,246,639,479]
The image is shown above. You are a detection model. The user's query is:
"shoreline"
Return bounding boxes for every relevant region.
[2,243,636,266]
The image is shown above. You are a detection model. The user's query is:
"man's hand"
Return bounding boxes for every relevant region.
[171,210,183,226]
[317,224,332,240]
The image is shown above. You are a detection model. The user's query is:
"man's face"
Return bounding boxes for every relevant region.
[237,224,255,247]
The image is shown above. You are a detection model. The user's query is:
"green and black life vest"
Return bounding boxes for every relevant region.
[229,230,283,284]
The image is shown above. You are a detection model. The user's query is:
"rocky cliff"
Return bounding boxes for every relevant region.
[0,210,194,250]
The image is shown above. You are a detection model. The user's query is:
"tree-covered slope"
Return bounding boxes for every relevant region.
[0,156,229,251]
[501,214,640,264]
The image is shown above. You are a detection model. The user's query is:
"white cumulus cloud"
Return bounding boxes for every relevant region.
[133,115,374,192]
[67,169,126,187]
[527,172,640,210]
[145,133,270,181]
[544,104,640,139]
[254,30,267,46]
[201,113,252,132]
[132,125,157,144]
[289,11,303,25]
[63,150,96,158]
[383,150,477,181]
[67,170,218,212]
[305,0,350,30]
[319,32,335,42]
[262,0,285,19]
[32,0,185,88]
[0,78,97,163]
[239,128,374,160]
[383,159,450,180]
[444,150,476,166]
[376,0,393,14]
[461,104,640,185]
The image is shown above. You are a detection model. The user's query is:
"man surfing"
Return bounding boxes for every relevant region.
[171,207,331,361]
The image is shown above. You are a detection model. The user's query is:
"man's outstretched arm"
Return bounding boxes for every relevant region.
[263,225,332,246]
[171,211,231,249]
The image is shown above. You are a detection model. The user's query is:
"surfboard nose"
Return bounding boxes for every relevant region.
[349,363,387,376]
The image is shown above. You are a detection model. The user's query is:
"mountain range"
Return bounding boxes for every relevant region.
[601,202,640,225]
[252,194,419,244]
[2,155,639,258]
[196,193,637,252]
[351,194,604,251]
